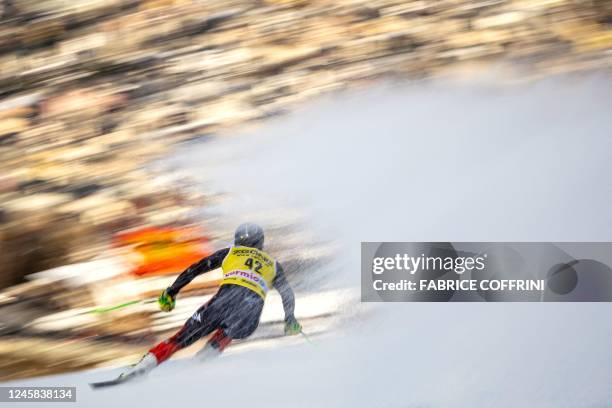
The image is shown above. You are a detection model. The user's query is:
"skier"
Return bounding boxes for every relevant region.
[119,223,302,380]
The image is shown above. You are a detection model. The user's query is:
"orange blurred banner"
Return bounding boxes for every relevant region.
[114,226,213,277]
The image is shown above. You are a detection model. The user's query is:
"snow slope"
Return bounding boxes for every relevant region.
[4,76,612,408]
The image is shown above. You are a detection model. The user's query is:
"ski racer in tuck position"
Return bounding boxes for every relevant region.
[121,223,302,379]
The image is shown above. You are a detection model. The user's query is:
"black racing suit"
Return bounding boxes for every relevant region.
[164,247,296,347]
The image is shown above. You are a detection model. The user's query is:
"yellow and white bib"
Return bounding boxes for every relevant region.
[220,246,277,299]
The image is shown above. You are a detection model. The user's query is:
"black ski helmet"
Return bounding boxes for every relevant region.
[234,223,264,250]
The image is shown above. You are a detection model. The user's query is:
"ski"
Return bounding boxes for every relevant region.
[89,372,135,389]
[90,353,157,389]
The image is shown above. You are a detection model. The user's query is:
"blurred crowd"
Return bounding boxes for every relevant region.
[0,0,610,380]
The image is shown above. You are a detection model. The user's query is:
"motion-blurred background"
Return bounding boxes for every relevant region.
[0,0,610,381]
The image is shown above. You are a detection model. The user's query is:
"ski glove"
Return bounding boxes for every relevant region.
[158,289,176,312]
[284,315,302,336]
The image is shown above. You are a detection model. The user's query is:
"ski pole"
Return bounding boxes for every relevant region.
[300,330,315,346]
[89,298,157,315]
